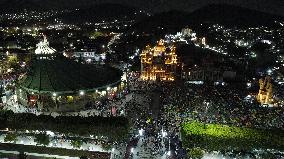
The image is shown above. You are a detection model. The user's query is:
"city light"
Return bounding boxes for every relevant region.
[247,82,252,88]
[139,129,143,136]
[267,69,273,75]
[162,130,167,138]
[130,147,134,153]
[79,91,85,96]
[167,150,171,156]
[0,3,283,159]
[46,131,55,137]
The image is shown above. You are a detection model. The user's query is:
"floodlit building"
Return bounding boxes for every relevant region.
[257,76,274,105]
[34,36,56,55]
[140,39,178,81]
[16,38,124,112]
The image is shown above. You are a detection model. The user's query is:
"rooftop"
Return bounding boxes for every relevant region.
[18,55,122,95]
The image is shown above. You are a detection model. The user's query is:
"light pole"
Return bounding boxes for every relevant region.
[168,136,171,156]
[161,127,167,138]
[139,128,144,136]
[110,148,115,159]
[125,64,130,91]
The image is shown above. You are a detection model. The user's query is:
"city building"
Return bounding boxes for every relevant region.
[34,36,56,55]
[257,76,274,105]
[140,39,178,81]
[64,49,106,63]
[183,68,222,82]
[16,38,124,112]
[182,55,224,82]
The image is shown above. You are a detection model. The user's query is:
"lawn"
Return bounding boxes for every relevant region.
[181,121,284,151]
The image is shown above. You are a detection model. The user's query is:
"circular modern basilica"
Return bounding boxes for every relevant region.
[16,38,124,112]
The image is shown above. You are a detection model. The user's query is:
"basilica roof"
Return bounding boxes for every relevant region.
[18,55,122,95]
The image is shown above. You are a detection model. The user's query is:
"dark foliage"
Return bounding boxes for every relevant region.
[0,110,129,141]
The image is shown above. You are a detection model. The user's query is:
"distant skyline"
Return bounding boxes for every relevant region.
[0,0,283,16]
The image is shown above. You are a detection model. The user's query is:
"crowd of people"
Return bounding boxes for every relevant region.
[124,74,186,159]
[161,81,284,130]
[2,69,284,158]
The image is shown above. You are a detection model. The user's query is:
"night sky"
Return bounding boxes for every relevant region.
[1,0,284,16]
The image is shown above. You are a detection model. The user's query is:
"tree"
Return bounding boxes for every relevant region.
[187,148,204,159]
[260,152,277,159]
[8,55,19,69]
[18,152,27,159]
[0,59,10,74]
[71,139,83,149]
[90,31,104,39]
[101,142,112,151]
[24,55,32,66]
[0,110,129,142]
[4,133,18,143]
[34,133,50,146]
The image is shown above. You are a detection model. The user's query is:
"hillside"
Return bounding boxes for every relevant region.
[0,0,45,12]
[187,4,284,27]
[129,4,284,34]
[128,10,190,35]
[58,4,147,23]
[0,2,148,24]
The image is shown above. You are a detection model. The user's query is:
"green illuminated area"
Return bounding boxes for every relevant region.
[181,121,284,151]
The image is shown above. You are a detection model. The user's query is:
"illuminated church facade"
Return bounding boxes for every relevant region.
[140,39,178,81]
[257,76,274,105]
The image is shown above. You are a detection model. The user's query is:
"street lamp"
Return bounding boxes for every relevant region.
[162,130,167,138]
[110,148,115,159]
[130,147,134,153]
[138,129,143,136]
[167,150,171,156]
[161,127,167,138]
[79,90,85,96]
